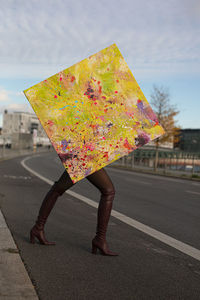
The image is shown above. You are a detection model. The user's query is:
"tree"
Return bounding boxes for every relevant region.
[150,84,181,172]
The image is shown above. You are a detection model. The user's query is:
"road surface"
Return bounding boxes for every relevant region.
[0,151,200,300]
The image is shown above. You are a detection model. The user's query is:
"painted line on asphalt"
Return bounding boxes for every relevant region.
[186,190,200,195]
[192,182,200,186]
[109,166,198,184]
[21,155,200,262]
[124,177,151,185]
[21,155,53,185]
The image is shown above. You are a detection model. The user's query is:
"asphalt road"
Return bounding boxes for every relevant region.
[0,151,200,300]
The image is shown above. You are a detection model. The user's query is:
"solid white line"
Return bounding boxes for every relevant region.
[21,155,200,262]
[109,166,195,184]
[124,177,151,185]
[21,155,54,185]
[186,190,200,195]
[192,182,200,186]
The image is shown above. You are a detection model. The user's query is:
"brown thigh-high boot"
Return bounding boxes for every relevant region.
[86,168,119,256]
[30,170,75,245]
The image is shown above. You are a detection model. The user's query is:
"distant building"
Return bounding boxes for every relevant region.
[174,129,200,153]
[2,109,46,136]
[1,110,51,149]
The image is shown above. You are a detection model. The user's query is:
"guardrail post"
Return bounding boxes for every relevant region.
[131,152,134,169]
[192,154,195,175]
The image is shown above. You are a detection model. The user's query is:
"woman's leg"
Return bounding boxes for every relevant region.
[86,168,119,256]
[30,169,76,245]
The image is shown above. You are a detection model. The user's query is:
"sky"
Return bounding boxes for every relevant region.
[0,0,200,129]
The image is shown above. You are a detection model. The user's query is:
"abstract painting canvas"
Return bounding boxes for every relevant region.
[23,43,165,184]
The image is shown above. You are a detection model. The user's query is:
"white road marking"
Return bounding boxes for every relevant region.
[109,166,199,184]
[124,177,151,185]
[192,182,200,186]
[186,190,200,196]
[21,155,200,262]
[3,175,32,180]
[21,156,54,185]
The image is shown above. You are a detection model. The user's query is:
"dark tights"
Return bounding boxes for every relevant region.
[54,167,115,197]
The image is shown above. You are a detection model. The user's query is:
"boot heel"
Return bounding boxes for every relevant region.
[30,232,36,244]
[92,243,97,254]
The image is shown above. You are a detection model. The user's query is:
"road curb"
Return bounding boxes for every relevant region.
[0,205,39,299]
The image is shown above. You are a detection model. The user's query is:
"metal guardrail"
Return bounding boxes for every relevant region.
[112,149,200,177]
[1,145,200,179]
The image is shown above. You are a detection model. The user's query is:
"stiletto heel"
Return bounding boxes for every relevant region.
[91,237,118,256]
[29,226,56,245]
[92,242,97,254]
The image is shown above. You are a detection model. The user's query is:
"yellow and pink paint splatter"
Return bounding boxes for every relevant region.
[23,43,165,183]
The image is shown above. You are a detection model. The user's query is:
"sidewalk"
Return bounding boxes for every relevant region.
[0,151,49,299]
[0,146,54,163]
[0,209,39,299]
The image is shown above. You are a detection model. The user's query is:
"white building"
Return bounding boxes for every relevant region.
[1,110,51,148]
[2,110,46,135]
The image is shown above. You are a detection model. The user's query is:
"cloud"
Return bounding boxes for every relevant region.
[0,87,34,114]
[0,0,199,79]
[182,0,200,22]
[1,102,32,113]
[0,88,11,102]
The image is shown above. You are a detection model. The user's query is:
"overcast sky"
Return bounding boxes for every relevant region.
[0,0,200,128]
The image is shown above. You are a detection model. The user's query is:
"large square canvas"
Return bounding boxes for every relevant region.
[23,43,165,184]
